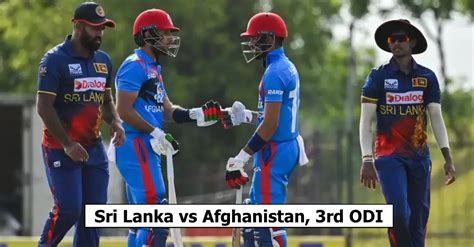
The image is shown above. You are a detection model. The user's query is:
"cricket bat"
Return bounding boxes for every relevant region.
[166,148,184,247]
[232,187,243,247]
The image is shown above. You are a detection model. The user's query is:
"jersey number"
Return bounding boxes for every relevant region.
[289,79,299,133]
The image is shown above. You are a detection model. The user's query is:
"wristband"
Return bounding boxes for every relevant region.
[247,133,267,153]
[362,154,374,163]
[172,108,194,123]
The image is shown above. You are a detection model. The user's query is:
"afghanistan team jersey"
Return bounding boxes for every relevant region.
[362,58,441,159]
[115,49,167,133]
[37,35,112,148]
[257,47,300,142]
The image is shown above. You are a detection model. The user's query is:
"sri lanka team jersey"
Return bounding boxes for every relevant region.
[362,58,441,159]
[257,48,300,142]
[37,35,112,148]
[115,49,167,133]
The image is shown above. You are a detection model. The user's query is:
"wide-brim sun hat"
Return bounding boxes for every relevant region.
[374,19,427,54]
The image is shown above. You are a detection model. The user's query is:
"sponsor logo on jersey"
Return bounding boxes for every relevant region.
[412,77,428,88]
[53,161,61,168]
[154,83,165,104]
[267,89,284,95]
[68,64,83,75]
[93,63,108,74]
[384,79,398,90]
[386,91,423,105]
[74,77,106,92]
[147,73,157,79]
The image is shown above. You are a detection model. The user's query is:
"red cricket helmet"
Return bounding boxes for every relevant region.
[240,12,287,63]
[133,9,179,35]
[133,9,181,57]
[241,12,288,38]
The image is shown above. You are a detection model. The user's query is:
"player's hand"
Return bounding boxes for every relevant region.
[225,150,251,189]
[444,160,456,185]
[64,141,89,163]
[221,101,252,128]
[225,158,249,189]
[150,128,180,156]
[110,120,125,146]
[360,160,378,189]
[189,100,222,127]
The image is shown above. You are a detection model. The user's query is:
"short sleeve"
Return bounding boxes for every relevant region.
[37,54,61,96]
[116,61,146,92]
[425,73,441,104]
[262,70,285,103]
[361,69,379,103]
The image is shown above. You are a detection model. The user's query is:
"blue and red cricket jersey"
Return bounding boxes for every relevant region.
[114,48,169,247]
[244,47,301,247]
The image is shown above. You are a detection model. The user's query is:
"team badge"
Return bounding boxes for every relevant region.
[384,79,398,90]
[68,64,82,75]
[412,77,428,88]
[93,63,108,74]
[95,6,105,17]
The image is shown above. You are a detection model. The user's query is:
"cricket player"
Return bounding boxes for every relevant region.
[359,19,456,247]
[36,2,124,247]
[223,12,308,247]
[111,9,221,247]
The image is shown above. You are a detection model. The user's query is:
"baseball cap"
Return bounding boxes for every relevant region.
[72,2,115,28]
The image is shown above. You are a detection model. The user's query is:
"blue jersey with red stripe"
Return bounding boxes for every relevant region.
[37,35,113,148]
[115,49,167,133]
[361,58,441,158]
[257,48,300,142]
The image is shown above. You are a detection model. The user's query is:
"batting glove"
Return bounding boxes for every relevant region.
[222,101,253,128]
[189,100,222,127]
[150,128,180,156]
[225,150,251,189]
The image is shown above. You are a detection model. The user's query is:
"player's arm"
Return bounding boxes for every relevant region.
[36,93,89,162]
[162,95,222,126]
[116,91,155,133]
[428,102,455,185]
[225,102,280,189]
[221,101,257,127]
[243,102,280,154]
[101,89,125,146]
[102,89,121,125]
[359,102,378,189]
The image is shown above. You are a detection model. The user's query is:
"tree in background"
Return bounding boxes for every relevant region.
[398,0,474,146]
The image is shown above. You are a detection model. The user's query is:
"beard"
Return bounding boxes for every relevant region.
[151,46,167,60]
[80,32,101,52]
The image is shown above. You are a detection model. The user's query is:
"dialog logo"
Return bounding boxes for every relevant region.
[74,77,106,92]
[386,91,423,105]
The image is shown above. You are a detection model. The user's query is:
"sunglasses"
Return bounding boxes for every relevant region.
[387,34,410,44]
